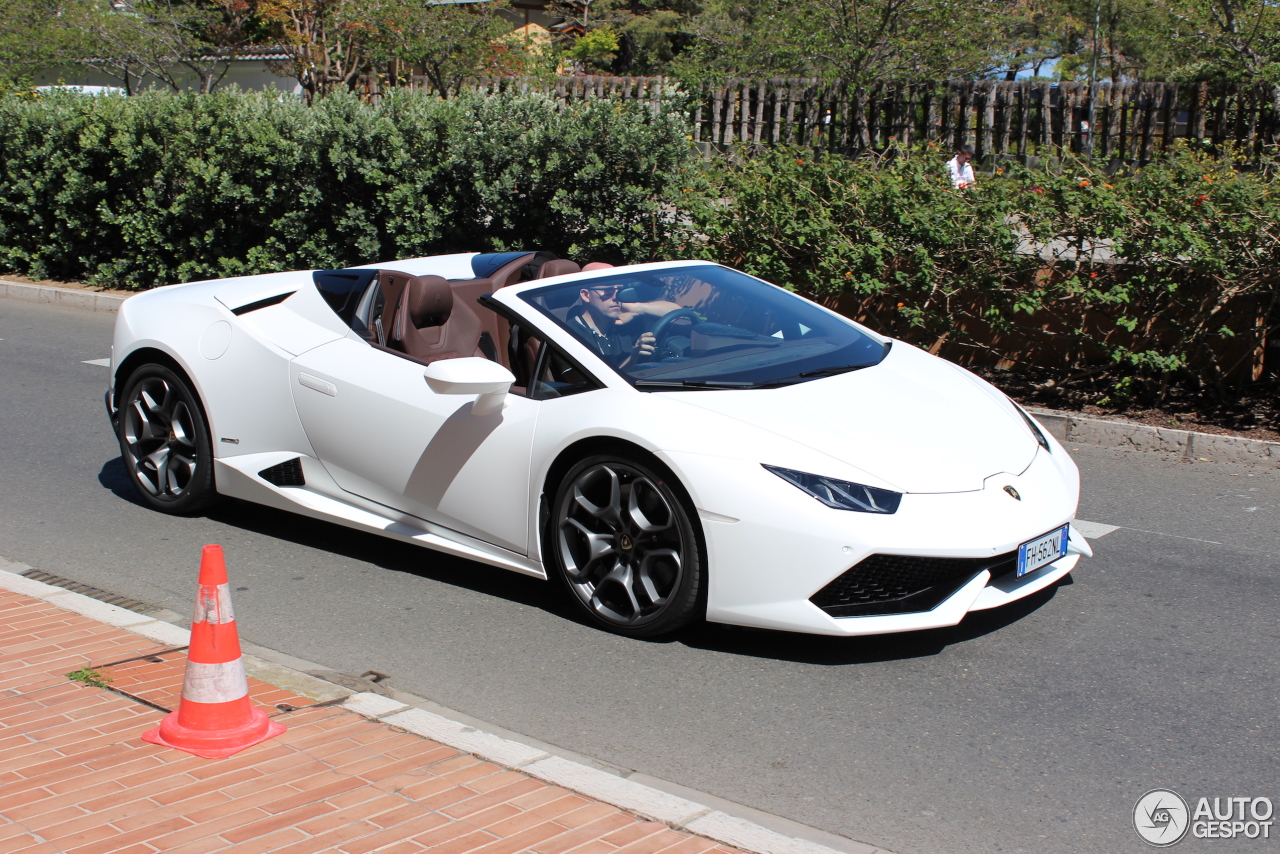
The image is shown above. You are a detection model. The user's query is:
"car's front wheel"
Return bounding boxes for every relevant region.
[117,364,217,515]
[549,455,703,637]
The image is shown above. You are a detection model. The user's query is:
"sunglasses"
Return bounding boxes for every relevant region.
[588,286,623,299]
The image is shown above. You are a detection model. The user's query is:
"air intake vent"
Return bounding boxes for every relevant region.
[811,551,1018,618]
[259,458,306,487]
[231,291,295,315]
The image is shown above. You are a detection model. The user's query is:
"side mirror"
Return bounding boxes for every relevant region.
[424,358,515,416]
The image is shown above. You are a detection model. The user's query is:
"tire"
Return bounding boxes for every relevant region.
[117,364,218,515]
[548,454,704,638]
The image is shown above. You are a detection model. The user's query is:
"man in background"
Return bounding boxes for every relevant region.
[947,144,977,188]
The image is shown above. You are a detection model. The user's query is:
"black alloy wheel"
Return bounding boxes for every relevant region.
[117,364,217,515]
[550,455,703,637]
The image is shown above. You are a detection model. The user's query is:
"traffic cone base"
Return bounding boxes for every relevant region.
[142,700,286,759]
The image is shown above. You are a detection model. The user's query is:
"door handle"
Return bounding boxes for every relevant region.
[298,373,337,397]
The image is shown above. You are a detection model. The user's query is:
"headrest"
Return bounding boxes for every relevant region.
[582,262,615,271]
[537,260,582,279]
[514,251,559,284]
[402,275,452,329]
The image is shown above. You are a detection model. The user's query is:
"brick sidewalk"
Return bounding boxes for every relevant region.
[0,587,739,854]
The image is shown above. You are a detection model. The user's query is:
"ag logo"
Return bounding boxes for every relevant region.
[1134,789,1190,847]
[1002,485,1021,501]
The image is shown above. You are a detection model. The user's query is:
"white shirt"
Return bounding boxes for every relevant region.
[947,156,975,188]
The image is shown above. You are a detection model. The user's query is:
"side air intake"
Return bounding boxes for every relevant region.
[258,458,305,487]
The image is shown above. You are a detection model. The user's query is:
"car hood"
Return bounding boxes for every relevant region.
[670,342,1039,494]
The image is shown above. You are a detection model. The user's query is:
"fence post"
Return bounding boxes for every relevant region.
[1039,82,1053,151]
[996,82,1011,155]
[765,79,778,144]
[1160,84,1178,152]
[1131,84,1152,162]
[887,82,900,148]
[1016,84,1028,156]
[732,80,742,145]
[1140,83,1158,162]
[1095,83,1110,159]
[979,81,994,156]
[1191,82,1207,140]
[1270,85,1280,150]
[1249,83,1264,161]
[925,88,938,144]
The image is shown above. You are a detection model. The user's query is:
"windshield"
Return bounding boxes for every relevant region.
[520,265,889,389]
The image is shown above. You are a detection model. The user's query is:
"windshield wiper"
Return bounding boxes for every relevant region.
[755,364,873,388]
[633,379,757,390]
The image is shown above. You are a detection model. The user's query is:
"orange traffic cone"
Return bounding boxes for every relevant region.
[142,545,286,759]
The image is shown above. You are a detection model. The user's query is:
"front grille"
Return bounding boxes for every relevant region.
[258,458,306,487]
[811,551,1018,618]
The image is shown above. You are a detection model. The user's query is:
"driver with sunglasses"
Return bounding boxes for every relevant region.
[568,282,677,368]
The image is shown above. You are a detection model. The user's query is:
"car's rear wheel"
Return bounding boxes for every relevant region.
[549,454,703,637]
[118,364,217,515]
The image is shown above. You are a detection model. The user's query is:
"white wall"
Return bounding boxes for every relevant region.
[32,61,301,96]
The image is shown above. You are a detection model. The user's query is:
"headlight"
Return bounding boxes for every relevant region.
[763,465,902,514]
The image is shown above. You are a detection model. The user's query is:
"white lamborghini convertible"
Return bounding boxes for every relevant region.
[106,252,1089,638]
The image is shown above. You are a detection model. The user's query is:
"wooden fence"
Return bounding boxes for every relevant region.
[386,75,1280,164]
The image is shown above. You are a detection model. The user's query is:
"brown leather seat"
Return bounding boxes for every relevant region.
[446,278,502,362]
[389,275,469,364]
[385,254,564,371]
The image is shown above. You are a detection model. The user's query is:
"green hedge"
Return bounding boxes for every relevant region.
[677,145,1280,396]
[1,88,1274,396]
[0,88,694,287]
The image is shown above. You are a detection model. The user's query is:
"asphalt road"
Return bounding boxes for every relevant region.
[2,297,1277,854]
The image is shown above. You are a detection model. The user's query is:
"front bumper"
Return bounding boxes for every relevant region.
[667,443,1084,636]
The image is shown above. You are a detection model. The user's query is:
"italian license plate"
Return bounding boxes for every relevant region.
[1017,525,1069,578]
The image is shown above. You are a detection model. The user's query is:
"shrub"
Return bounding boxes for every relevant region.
[678,145,1280,397]
[0,88,694,288]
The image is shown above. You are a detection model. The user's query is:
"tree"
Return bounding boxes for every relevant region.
[0,0,260,94]
[675,0,997,85]
[258,0,381,102]
[565,26,618,72]
[0,0,98,85]
[1147,0,1280,84]
[85,0,258,94]
[980,0,1079,80]
[552,0,698,75]
[361,0,519,97]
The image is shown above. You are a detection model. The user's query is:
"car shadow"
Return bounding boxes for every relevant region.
[98,457,150,508]
[99,457,1072,660]
[675,578,1070,664]
[201,494,578,621]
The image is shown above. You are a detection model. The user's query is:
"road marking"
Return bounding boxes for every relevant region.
[1072,519,1119,539]
[82,358,110,367]
[1120,526,1223,545]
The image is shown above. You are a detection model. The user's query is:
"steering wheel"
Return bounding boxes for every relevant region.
[647,309,701,359]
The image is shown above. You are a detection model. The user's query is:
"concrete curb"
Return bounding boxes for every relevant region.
[0,278,129,312]
[6,278,1272,470]
[1027,407,1280,469]
[0,558,890,854]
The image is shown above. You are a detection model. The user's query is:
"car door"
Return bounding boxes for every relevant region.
[289,337,539,555]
